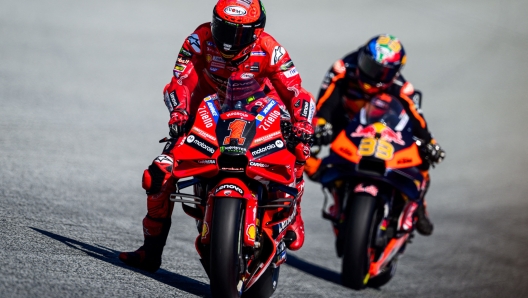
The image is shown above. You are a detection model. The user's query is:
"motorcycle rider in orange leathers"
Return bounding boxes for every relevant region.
[305,34,445,236]
[119,0,315,272]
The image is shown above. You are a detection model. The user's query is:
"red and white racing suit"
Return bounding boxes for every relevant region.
[141,23,315,258]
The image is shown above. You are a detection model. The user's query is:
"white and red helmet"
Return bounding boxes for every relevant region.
[211,0,266,60]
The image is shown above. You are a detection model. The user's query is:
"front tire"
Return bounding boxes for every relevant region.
[242,265,280,298]
[367,259,397,288]
[341,194,377,290]
[210,198,244,298]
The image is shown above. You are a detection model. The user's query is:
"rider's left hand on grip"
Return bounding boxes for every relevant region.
[294,142,311,162]
[425,142,445,165]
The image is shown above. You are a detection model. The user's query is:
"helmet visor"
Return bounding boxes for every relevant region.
[358,50,399,84]
[211,16,255,54]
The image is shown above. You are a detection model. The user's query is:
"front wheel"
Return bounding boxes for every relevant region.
[341,194,378,290]
[242,265,280,298]
[210,198,244,298]
[367,259,397,288]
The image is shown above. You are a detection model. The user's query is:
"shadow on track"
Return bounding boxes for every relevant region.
[30,227,211,298]
[285,254,342,285]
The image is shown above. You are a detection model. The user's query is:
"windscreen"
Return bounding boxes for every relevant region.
[364,95,408,130]
[222,77,266,115]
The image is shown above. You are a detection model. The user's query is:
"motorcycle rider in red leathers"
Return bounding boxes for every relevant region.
[305,34,445,236]
[119,0,315,272]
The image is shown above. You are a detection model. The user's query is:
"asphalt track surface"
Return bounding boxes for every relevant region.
[1,0,528,297]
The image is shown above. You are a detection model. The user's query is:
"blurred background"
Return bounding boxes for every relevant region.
[1,0,527,297]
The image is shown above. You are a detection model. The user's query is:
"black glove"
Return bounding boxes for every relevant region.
[423,142,445,166]
[313,118,333,146]
[168,110,189,138]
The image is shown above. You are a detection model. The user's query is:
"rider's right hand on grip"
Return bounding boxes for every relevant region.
[168,109,189,138]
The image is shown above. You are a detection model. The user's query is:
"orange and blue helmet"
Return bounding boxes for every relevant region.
[357,34,406,93]
[212,0,266,60]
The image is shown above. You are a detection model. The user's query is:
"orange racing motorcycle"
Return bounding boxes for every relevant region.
[310,94,428,289]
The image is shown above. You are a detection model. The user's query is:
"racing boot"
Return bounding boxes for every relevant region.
[119,216,171,273]
[283,187,305,250]
[415,200,434,236]
[284,162,306,251]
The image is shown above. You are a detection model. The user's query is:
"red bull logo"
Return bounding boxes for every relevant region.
[351,123,405,145]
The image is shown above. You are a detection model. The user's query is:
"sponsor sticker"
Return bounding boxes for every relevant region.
[198,106,216,127]
[169,91,179,108]
[177,57,190,64]
[192,126,217,142]
[164,92,173,111]
[201,222,209,237]
[154,155,173,164]
[249,161,270,168]
[224,6,247,16]
[241,73,254,79]
[250,139,283,159]
[179,48,192,57]
[186,134,216,157]
[225,111,250,118]
[212,56,225,62]
[237,0,252,8]
[354,184,379,197]
[215,184,244,195]
[308,100,315,122]
[271,46,285,65]
[283,67,298,78]
[258,109,281,131]
[209,67,218,72]
[197,159,216,165]
[300,100,310,118]
[280,60,294,71]
[206,101,219,122]
[221,146,247,154]
[187,34,201,54]
[245,62,260,72]
[211,61,226,69]
[253,131,281,144]
[247,224,256,241]
[251,51,267,56]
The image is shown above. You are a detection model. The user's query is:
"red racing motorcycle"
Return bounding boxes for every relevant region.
[166,78,299,298]
[310,94,428,290]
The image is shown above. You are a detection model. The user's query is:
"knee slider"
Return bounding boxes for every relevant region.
[143,163,167,194]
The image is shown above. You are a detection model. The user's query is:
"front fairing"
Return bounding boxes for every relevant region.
[324,97,425,200]
[172,91,295,185]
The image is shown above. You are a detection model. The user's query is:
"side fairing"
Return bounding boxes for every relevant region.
[172,98,220,178]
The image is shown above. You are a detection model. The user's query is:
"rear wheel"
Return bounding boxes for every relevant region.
[210,198,244,298]
[341,194,378,290]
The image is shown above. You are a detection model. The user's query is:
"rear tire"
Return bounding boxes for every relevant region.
[341,194,377,290]
[210,198,244,298]
[242,266,280,298]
